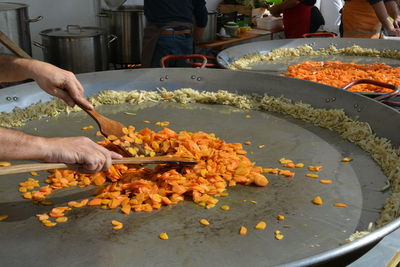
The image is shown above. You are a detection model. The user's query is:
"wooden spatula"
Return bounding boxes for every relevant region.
[0,156,197,175]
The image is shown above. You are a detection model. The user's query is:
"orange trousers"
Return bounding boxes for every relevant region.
[342,0,381,38]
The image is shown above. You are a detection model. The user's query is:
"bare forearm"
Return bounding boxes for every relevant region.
[385,0,400,20]
[0,127,47,161]
[372,1,394,30]
[0,54,38,82]
[194,27,205,41]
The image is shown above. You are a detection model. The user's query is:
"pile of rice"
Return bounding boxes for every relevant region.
[1,88,399,240]
[229,44,400,70]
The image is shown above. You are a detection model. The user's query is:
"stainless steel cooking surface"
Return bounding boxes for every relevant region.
[0,69,400,266]
[0,2,42,56]
[217,38,400,74]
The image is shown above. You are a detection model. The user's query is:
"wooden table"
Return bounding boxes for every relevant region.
[196,28,283,51]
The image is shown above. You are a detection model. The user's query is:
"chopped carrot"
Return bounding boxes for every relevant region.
[30,171,39,176]
[308,166,323,172]
[277,215,285,221]
[255,221,267,230]
[320,180,333,184]
[43,222,57,227]
[306,173,319,178]
[199,219,210,226]
[239,226,247,235]
[295,163,304,168]
[159,232,168,240]
[82,125,94,130]
[312,196,323,206]
[244,141,252,146]
[341,157,353,162]
[334,203,348,208]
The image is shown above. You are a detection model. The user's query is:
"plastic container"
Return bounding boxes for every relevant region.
[256,16,283,31]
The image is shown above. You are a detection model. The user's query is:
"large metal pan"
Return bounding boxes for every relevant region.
[1,69,400,267]
[217,38,400,74]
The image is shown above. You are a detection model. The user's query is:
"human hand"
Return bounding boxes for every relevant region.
[386,27,400,36]
[29,60,93,110]
[42,136,122,173]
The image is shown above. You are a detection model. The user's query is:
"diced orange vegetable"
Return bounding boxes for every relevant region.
[82,125,94,130]
[239,226,247,235]
[341,157,353,162]
[312,196,323,205]
[308,166,323,172]
[295,163,304,168]
[36,214,49,221]
[30,171,39,176]
[255,221,267,230]
[277,215,285,221]
[244,141,251,146]
[159,232,168,240]
[334,203,348,208]
[199,219,210,226]
[43,222,57,227]
[306,173,319,178]
[319,180,333,184]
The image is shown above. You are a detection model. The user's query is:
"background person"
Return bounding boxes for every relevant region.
[141,0,208,68]
[0,54,122,173]
[269,0,325,38]
[342,0,400,38]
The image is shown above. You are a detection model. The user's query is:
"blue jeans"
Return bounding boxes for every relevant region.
[151,33,193,68]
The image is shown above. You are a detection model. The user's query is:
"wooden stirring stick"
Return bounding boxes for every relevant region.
[0,156,197,175]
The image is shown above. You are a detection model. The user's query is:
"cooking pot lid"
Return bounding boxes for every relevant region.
[0,2,28,11]
[40,25,105,38]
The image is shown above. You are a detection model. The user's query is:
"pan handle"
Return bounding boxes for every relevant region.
[185,55,216,68]
[343,79,400,105]
[302,32,336,38]
[26,16,43,23]
[160,54,208,69]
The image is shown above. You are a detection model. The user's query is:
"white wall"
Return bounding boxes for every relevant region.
[14,0,99,60]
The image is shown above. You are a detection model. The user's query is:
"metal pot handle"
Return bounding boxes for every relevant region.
[26,16,43,23]
[67,25,82,33]
[33,41,45,49]
[161,54,208,69]
[97,13,110,18]
[343,79,400,105]
[108,34,118,45]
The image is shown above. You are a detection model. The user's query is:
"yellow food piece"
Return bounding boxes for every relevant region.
[334,203,348,208]
[250,200,257,204]
[19,187,27,193]
[0,161,11,167]
[220,192,229,197]
[30,171,39,176]
[143,120,151,123]
[295,163,304,168]
[258,145,265,149]
[320,179,333,184]
[220,205,230,211]
[113,224,123,230]
[23,192,32,199]
[244,141,252,146]
[239,226,247,235]
[0,215,9,221]
[245,115,251,118]
[36,214,49,221]
[254,174,269,187]
[255,221,267,230]
[111,220,122,226]
[275,233,284,240]
[159,232,169,240]
[308,166,323,172]
[306,173,319,178]
[277,215,285,221]
[107,135,118,141]
[55,217,68,223]
[199,219,210,226]
[43,222,57,227]
[341,157,353,162]
[279,158,293,164]
[81,125,94,130]
[312,196,323,205]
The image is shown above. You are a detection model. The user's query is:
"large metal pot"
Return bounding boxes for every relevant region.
[196,11,218,44]
[98,5,146,64]
[0,2,42,56]
[34,25,116,74]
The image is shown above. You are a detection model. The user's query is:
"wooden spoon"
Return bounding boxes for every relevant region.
[0,156,197,175]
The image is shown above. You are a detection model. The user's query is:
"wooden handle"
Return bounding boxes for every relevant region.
[0,157,197,176]
[0,31,31,59]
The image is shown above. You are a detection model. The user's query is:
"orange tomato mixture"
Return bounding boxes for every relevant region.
[283,61,400,93]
